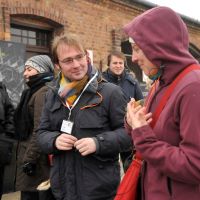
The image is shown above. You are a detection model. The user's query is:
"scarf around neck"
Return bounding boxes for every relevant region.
[14,72,54,140]
[58,73,89,106]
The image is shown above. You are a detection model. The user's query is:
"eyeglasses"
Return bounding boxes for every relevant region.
[59,53,86,66]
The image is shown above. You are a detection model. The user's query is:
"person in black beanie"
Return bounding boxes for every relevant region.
[14,55,55,200]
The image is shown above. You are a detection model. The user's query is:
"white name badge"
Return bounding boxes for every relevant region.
[60,120,74,134]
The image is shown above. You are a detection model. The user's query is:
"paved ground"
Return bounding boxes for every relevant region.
[2,192,20,200]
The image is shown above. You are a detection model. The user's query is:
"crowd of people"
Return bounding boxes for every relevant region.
[0,5,200,200]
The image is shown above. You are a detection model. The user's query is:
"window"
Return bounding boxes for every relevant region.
[11,24,53,59]
[11,25,51,47]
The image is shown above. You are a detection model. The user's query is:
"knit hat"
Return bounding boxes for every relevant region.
[25,55,54,73]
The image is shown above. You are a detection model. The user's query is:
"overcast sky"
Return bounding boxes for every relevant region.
[145,0,200,21]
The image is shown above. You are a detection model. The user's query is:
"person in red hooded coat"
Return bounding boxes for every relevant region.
[124,6,200,200]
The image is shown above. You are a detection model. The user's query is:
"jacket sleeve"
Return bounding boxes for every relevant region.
[23,87,48,163]
[95,84,132,157]
[3,85,15,137]
[124,118,132,136]
[131,82,200,184]
[37,91,61,154]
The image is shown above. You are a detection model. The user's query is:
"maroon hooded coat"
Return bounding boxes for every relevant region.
[123,6,200,200]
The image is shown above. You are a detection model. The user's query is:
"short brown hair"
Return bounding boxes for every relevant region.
[107,51,126,66]
[51,33,85,64]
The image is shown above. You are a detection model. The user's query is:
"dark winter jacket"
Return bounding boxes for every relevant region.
[15,73,54,191]
[37,69,132,200]
[102,69,143,101]
[0,82,14,137]
[15,85,51,191]
[124,6,200,200]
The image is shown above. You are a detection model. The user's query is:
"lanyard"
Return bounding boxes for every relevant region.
[65,71,98,120]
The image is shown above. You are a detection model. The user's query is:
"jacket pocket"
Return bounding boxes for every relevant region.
[79,107,104,129]
[82,157,120,197]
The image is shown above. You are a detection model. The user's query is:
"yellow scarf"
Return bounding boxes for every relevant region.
[58,73,88,106]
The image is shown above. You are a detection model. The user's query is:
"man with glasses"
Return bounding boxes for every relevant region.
[37,33,132,200]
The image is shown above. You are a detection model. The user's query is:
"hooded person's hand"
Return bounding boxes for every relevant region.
[126,98,152,129]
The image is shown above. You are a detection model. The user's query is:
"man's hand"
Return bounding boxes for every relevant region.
[55,133,77,150]
[74,138,96,156]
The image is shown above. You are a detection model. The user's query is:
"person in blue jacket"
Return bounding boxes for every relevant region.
[103,51,143,169]
[103,51,143,101]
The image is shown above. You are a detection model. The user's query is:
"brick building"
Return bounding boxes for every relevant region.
[0,0,200,59]
[0,0,200,104]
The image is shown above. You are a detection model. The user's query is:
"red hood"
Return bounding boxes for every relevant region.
[123,6,198,85]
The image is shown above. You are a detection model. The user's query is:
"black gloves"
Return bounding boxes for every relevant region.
[22,162,36,176]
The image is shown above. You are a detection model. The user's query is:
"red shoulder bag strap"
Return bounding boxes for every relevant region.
[136,64,200,159]
[151,64,200,127]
